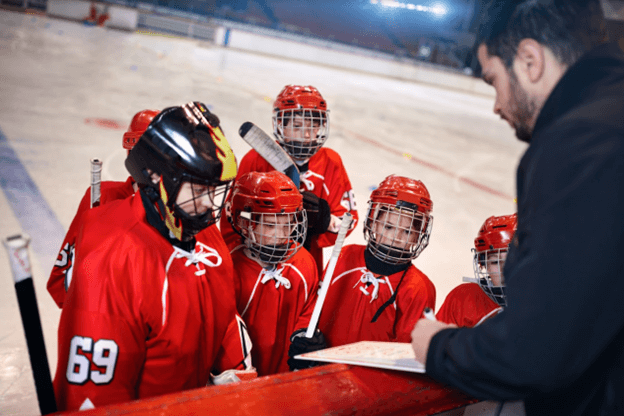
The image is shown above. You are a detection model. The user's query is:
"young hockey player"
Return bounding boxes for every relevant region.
[220,85,359,274]
[54,103,254,411]
[47,108,159,308]
[227,170,325,375]
[436,213,517,327]
[318,175,436,346]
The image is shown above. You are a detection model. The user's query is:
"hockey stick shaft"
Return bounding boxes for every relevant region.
[306,213,353,338]
[3,235,57,415]
[239,122,300,189]
[90,158,103,208]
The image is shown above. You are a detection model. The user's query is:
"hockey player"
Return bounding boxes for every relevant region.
[227,170,325,375]
[47,108,159,308]
[220,85,359,274]
[436,214,517,327]
[318,175,436,346]
[54,103,254,411]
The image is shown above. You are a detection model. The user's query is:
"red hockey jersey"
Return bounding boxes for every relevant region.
[47,177,135,308]
[319,245,436,346]
[231,245,319,376]
[220,147,358,274]
[54,192,250,411]
[435,283,502,327]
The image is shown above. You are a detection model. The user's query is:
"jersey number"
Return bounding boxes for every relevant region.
[66,336,119,385]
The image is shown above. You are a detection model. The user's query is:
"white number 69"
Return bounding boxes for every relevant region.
[66,336,118,385]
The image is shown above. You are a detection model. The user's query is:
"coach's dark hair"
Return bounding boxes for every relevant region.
[479,0,608,70]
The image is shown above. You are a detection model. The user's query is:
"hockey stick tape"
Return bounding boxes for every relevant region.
[3,234,32,283]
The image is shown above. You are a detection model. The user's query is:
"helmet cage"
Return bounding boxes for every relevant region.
[273,108,329,163]
[364,200,432,265]
[472,247,508,307]
[172,180,231,228]
[237,210,307,265]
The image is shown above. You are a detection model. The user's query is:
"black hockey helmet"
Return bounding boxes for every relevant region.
[126,102,237,238]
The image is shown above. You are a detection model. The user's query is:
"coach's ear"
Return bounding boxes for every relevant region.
[514,38,545,85]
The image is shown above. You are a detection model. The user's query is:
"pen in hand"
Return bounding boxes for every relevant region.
[423,307,437,321]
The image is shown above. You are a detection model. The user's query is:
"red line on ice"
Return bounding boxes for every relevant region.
[344,129,513,201]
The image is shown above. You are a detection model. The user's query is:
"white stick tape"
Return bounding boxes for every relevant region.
[3,234,32,283]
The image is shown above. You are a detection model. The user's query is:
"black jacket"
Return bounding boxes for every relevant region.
[426,42,624,416]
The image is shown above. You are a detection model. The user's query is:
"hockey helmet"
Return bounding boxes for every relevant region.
[125,102,237,240]
[472,213,517,307]
[122,109,160,153]
[272,85,329,164]
[364,175,433,265]
[229,171,306,265]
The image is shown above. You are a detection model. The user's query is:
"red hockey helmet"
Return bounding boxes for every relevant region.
[364,175,433,264]
[229,171,307,265]
[272,85,329,163]
[122,109,160,152]
[471,213,517,307]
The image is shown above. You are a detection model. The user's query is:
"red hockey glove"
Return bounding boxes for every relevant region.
[287,328,327,371]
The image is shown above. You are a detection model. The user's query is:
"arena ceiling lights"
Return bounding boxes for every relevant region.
[369,0,449,17]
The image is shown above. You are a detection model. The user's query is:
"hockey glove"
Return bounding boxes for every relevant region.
[302,191,331,236]
[287,328,327,371]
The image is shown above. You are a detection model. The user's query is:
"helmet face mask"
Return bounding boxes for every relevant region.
[274,109,328,163]
[473,247,508,306]
[238,211,306,265]
[363,175,433,265]
[272,85,329,164]
[170,181,230,238]
[229,171,307,266]
[365,203,431,265]
[471,213,517,307]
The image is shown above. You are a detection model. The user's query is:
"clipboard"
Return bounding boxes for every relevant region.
[294,341,426,373]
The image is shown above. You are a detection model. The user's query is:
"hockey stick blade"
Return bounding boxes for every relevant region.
[239,122,300,189]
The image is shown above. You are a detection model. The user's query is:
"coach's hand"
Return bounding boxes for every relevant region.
[411,319,456,364]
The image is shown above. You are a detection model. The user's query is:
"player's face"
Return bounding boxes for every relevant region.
[373,210,418,249]
[176,182,215,216]
[478,44,537,143]
[486,250,508,286]
[282,113,321,142]
[253,213,294,246]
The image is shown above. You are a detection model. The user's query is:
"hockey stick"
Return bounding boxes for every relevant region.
[3,234,57,415]
[305,213,353,338]
[90,158,103,208]
[238,122,300,189]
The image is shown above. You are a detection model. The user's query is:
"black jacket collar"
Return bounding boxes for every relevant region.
[532,42,624,142]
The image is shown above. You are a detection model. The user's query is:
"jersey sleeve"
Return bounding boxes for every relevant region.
[436,284,500,327]
[314,150,359,248]
[47,188,92,308]
[212,314,254,373]
[394,268,436,342]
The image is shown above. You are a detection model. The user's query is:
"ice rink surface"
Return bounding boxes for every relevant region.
[0,9,527,415]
